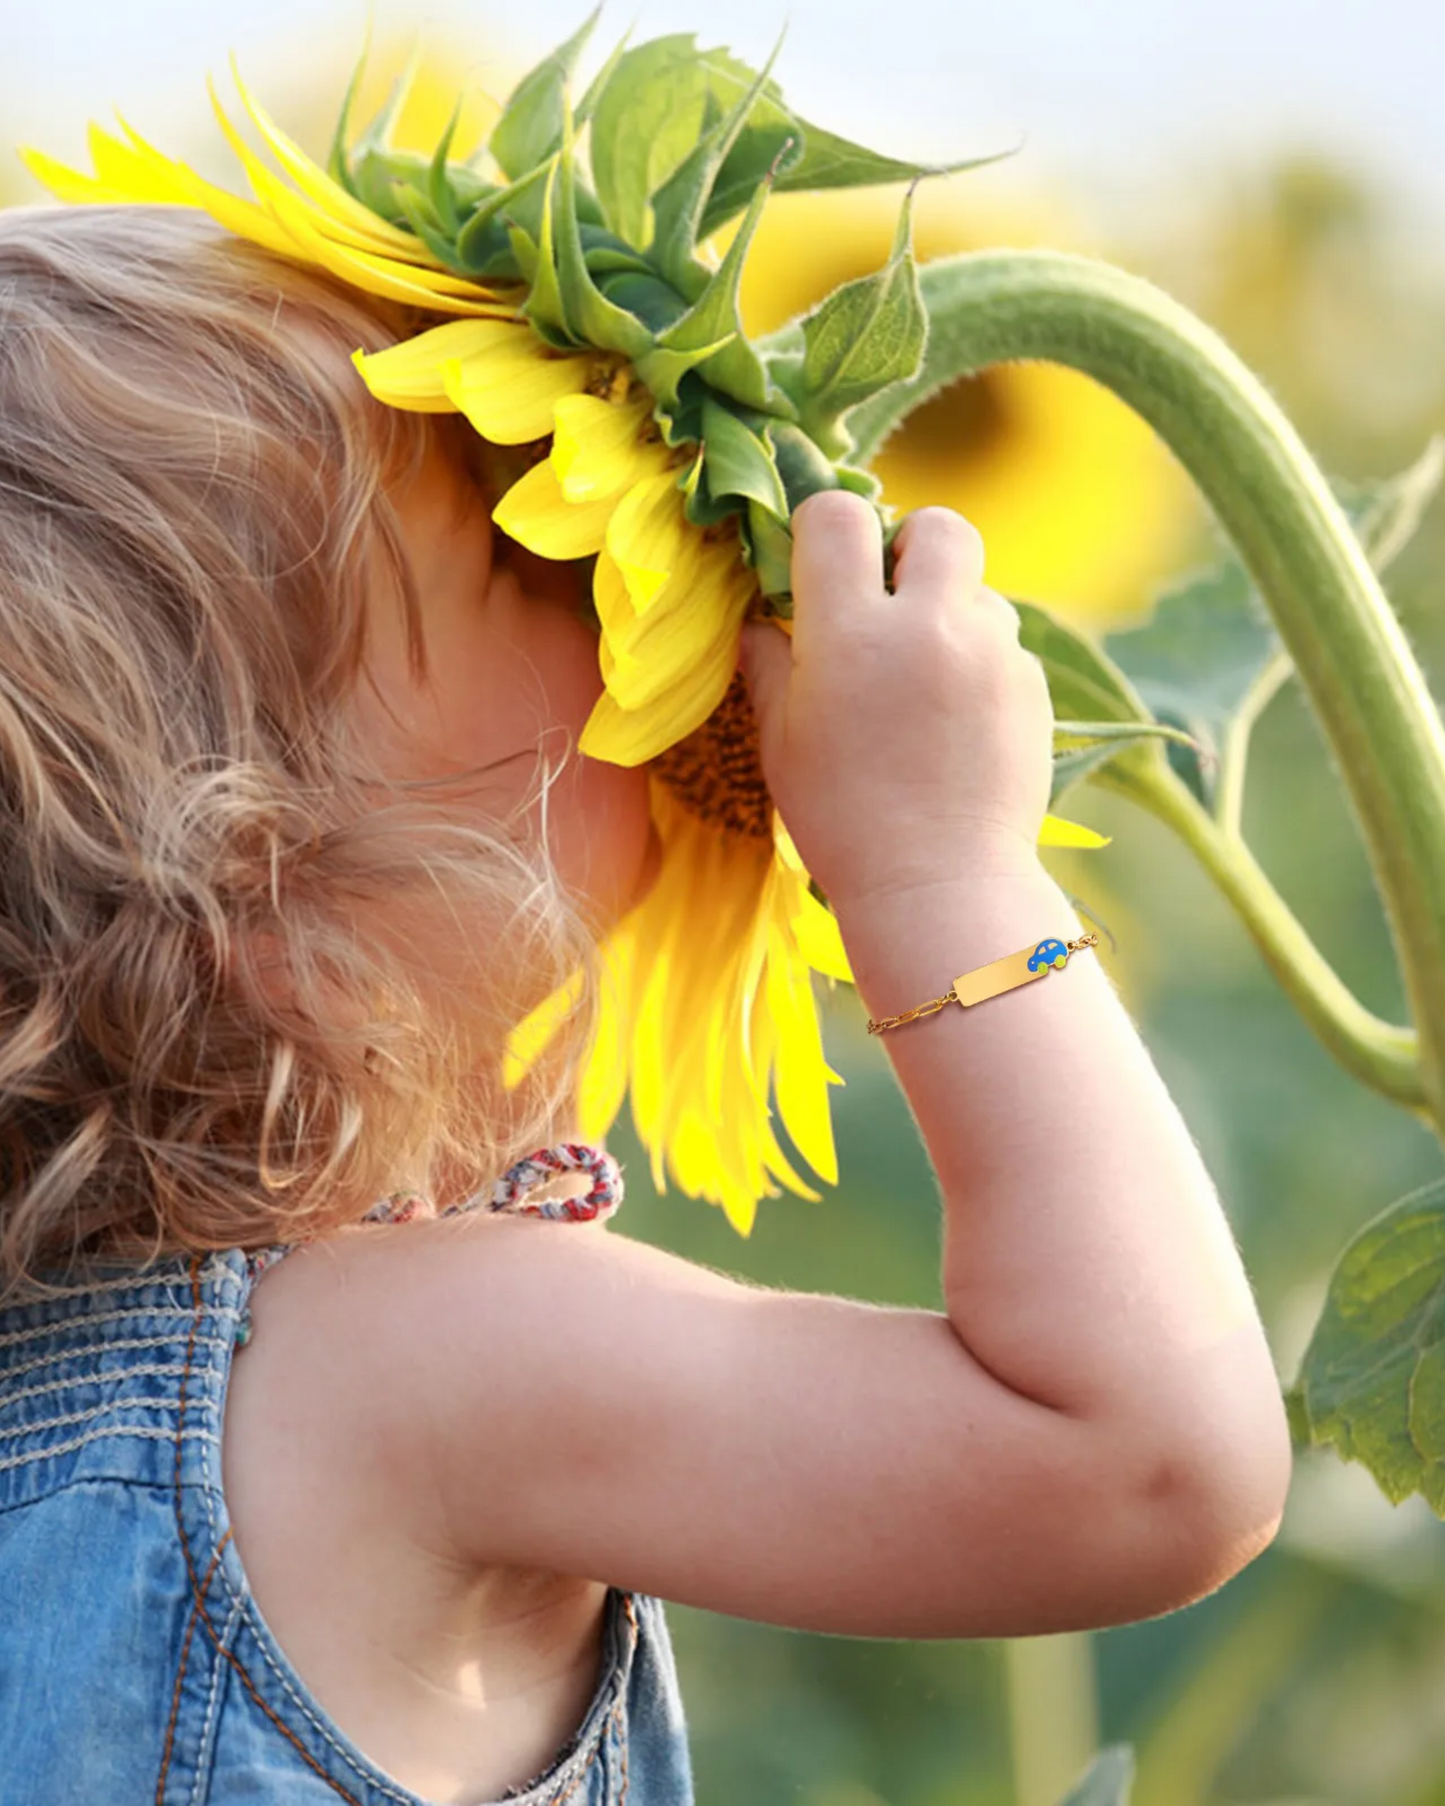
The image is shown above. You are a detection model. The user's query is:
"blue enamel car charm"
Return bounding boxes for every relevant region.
[1027,938,1071,974]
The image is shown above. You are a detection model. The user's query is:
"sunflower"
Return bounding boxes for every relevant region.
[21,21,1112,1233]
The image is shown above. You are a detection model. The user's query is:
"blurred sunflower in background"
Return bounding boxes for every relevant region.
[723,179,1199,629]
[20,25,1120,1233]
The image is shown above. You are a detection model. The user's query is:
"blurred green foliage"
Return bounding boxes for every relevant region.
[616,152,1445,1804]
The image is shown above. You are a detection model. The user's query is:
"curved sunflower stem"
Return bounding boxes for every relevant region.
[1002,1633,1100,1806]
[850,249,1445,1131]
[1099,757,1424,1111]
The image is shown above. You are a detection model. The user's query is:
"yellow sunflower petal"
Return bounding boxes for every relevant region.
[108,115,306,256]
[575,917,642,1138]
[591,552,643,659]
[19,144,134,206]
[25,118,300,259]
[87,120,195,203]
[628,931,682,1193]
[212,73,439,268]
[282,211,503,311]
[764,918,841,1188]
[789,883,854,983]
[227,60,428,260]
[500,963,585,1090]
[604,470,693,614]
[443,342,593,444]
[743,969,825,1206]
[493,457,613,561]
[1038,812,1112,849]
[597,545,744,710]
[551,394,660,504]
[205,88,500,311]
[578,633,738,766]
[629,815,746,1185]
[353,320,527,412]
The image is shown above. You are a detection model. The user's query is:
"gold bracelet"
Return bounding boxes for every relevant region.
[865,932,1100,1034]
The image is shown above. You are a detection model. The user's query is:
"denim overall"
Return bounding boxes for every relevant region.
[0,1145,695,1804]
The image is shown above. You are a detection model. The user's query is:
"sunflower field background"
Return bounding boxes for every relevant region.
[9,8,1445,1803]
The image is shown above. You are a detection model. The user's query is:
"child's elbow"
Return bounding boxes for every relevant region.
[1130,1413,1294,1616]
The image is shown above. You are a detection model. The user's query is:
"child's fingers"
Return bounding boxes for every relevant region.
[789,491,886,655]
[737,618,791,735]
[890,506,986,608]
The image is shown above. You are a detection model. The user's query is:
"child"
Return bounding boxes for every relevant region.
[0,199,1292,1806]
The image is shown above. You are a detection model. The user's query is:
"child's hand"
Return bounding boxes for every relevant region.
[738,492,1055,910]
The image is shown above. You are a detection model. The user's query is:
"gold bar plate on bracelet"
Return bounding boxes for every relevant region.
[953,938,1071,1008]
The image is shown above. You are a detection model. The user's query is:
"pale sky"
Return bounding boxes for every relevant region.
[8,0,1444,253]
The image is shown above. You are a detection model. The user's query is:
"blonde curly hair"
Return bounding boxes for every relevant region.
[0,203,603,1301]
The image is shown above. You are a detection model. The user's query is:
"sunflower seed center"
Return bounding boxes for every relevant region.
[651,671,773,841]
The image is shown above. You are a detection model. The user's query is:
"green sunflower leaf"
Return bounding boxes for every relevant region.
[552,118,655,359]
[742,498,796,596]
[1101,553,1279,816]
[589,36,795,255]
[350,44,419,158]
[696,122,806,244]
[348,148,433,226]
[489,4,602,182]
[576,223,654,275]
[390,182,466,268]
[647,30,786,293]
[470,243,526,284]
[655,393,707,456]
[454,162,550,269]
[426,94,467,235]
[597,271,690,335]
[1292,1172,1445,1513]
[637,334,740,412]
[1101,438,1443,814]
[833,464,883,502]
[683,482,746,530]
[701,400,788,515]
[651,159,795,414]
[1335,431,1445,568]
[1012,601,1157,766]
[766,420,842,510]
[795,186,928,459]
[515,157,575,342]
[700,114,1014,244]
[327,43,371,197]
[575,25,633,128]
[1049,720,1209,809]
[588,34,715,248]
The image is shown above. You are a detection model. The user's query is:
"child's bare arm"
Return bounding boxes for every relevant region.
[252,1203,1281,1641]
[249,491,1289,1640]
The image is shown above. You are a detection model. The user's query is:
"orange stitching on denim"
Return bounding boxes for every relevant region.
[616,1595,637,1805]
[171,1258,373,1806]
[544,1693,615,1806]
[155,1530,231,1804]
[550,1741,596,1806]
[547,1592,638,1806]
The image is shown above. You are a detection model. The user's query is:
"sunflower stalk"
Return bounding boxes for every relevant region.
[849,249,1445,1128]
